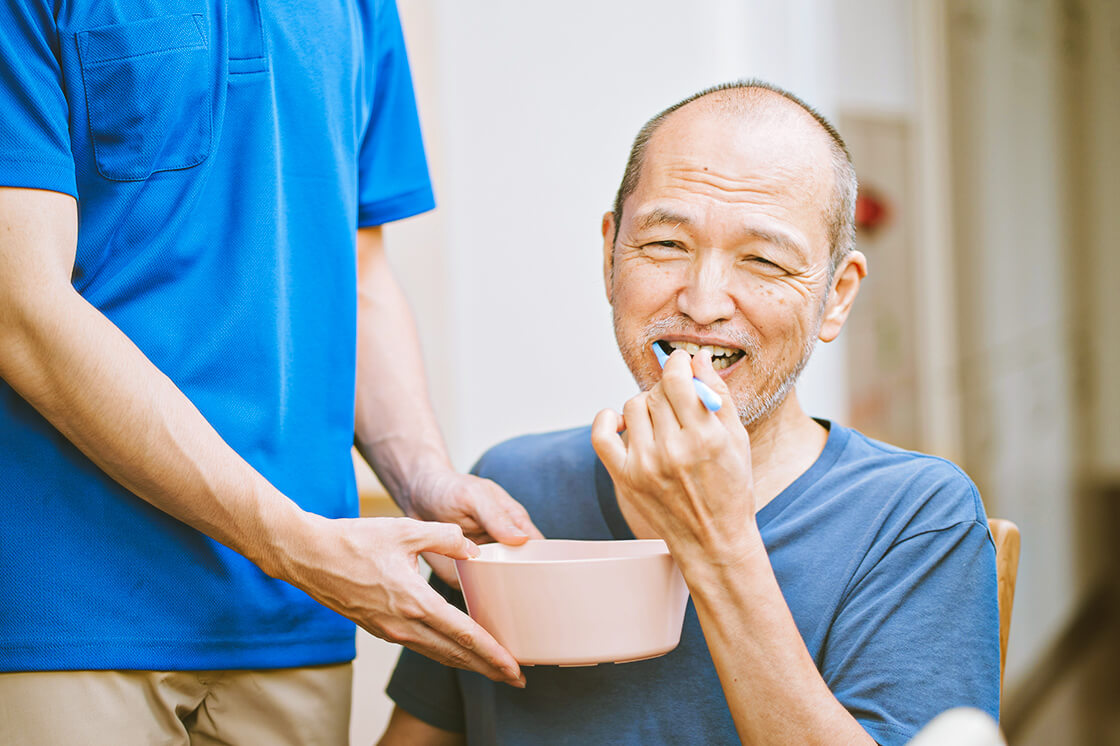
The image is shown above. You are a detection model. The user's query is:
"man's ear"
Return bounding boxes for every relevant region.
[818,250,867,343]
[601,211,616,305]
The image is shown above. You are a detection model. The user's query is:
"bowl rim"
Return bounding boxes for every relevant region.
[458,538,671,566]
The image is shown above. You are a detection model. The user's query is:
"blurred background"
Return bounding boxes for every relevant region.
[353,1,1120,743]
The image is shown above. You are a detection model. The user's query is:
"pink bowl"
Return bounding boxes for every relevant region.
[454,539,690,666]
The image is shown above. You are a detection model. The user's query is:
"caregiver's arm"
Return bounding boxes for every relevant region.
[0,186,522,686]
[352,225,542,550]
[592,350,875,745]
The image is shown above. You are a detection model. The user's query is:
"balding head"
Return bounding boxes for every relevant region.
[611,80,857,274]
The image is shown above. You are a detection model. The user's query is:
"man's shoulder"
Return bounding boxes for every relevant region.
[472,425,596,478]
[838,426,973,480]
[828,424,987,532]
[471,426,604,533]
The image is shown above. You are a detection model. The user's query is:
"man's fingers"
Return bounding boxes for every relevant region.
[495,487,545,541]
[406,518,480,560]
[471,481,544,544]
[592,407,625,435]
[621,392,654,451]
[591,408,627,475]
[385,606,525,687]
[398,634,525,688]
[691,350,740,429]
[647,374,686,438]
[418,587,524,686]
[690,348,726,396]
[504,501,545,541]
[664,348,718,426]
[421,551,461,589]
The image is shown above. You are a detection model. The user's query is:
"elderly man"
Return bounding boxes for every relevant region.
[381,80,1000,745]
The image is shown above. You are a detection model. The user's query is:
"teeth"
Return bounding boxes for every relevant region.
[667,341,740,358]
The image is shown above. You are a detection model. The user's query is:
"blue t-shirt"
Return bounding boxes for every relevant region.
[387,423,1000,745]
[0,0,433,671]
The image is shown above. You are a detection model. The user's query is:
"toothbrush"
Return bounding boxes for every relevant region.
[652,343,723,412]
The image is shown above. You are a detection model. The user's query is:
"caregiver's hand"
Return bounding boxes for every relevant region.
[281,513,526,688]
[591,348,758,566]
[402,468,544,587]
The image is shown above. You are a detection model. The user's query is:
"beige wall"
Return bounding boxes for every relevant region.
[946,0,1081,685]
[945,0,1120,695]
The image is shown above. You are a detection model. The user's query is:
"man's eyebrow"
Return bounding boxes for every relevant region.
[741,227,807,258]
[632,208,693,233]
[630,207,809,259]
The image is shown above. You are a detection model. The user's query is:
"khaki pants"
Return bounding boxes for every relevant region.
[0,664,352,746]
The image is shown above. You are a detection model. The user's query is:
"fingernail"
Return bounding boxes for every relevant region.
[510,674,527,689]
[506,522,528,539]
[467,542,481,558]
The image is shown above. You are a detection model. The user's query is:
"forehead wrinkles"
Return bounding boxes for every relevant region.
[639,138,831,214]
[654,161,818,205]
[642,101,834,199]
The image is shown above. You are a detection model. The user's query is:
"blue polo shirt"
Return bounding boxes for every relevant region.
[0,0,433,670]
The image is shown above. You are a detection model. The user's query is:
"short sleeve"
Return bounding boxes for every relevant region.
[355,0,435,228]
[385,573,466,733]
[821,519,1002,745]
[0,0,77,196]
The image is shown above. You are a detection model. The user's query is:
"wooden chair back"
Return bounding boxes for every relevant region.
[988,518,1020,692]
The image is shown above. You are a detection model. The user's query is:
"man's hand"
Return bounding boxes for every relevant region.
[591,348,758,565]
[401,469,544,586]
[281,513,526,688]
[404,469,542,545]
[592,349,875,744]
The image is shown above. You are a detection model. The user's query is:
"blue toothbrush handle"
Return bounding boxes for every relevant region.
[692,379,723,412]
[652,344,723,412]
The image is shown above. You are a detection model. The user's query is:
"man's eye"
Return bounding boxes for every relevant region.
[644,240,684,251]
[747,255,781,269]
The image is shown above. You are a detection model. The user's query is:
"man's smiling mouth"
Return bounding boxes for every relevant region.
[655,339,746,371]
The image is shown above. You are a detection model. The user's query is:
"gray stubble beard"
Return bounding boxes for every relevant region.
[612,310,823,429]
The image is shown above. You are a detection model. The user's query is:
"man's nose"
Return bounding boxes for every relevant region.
[677,256,735,326]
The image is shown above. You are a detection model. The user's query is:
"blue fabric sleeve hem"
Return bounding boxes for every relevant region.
[858,719,914,746]
[385,677,465,734]
[0,157,77,198]
[0,633,356,672]
[357,184,435,228]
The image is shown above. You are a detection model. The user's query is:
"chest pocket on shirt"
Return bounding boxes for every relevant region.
[77,14,212,181]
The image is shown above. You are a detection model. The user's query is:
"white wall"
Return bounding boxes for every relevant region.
[835,0,915,115]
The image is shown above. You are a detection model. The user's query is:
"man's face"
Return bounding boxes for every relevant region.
[604,103,841,426]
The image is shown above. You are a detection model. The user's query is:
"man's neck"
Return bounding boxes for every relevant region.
[745,392,829,512]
